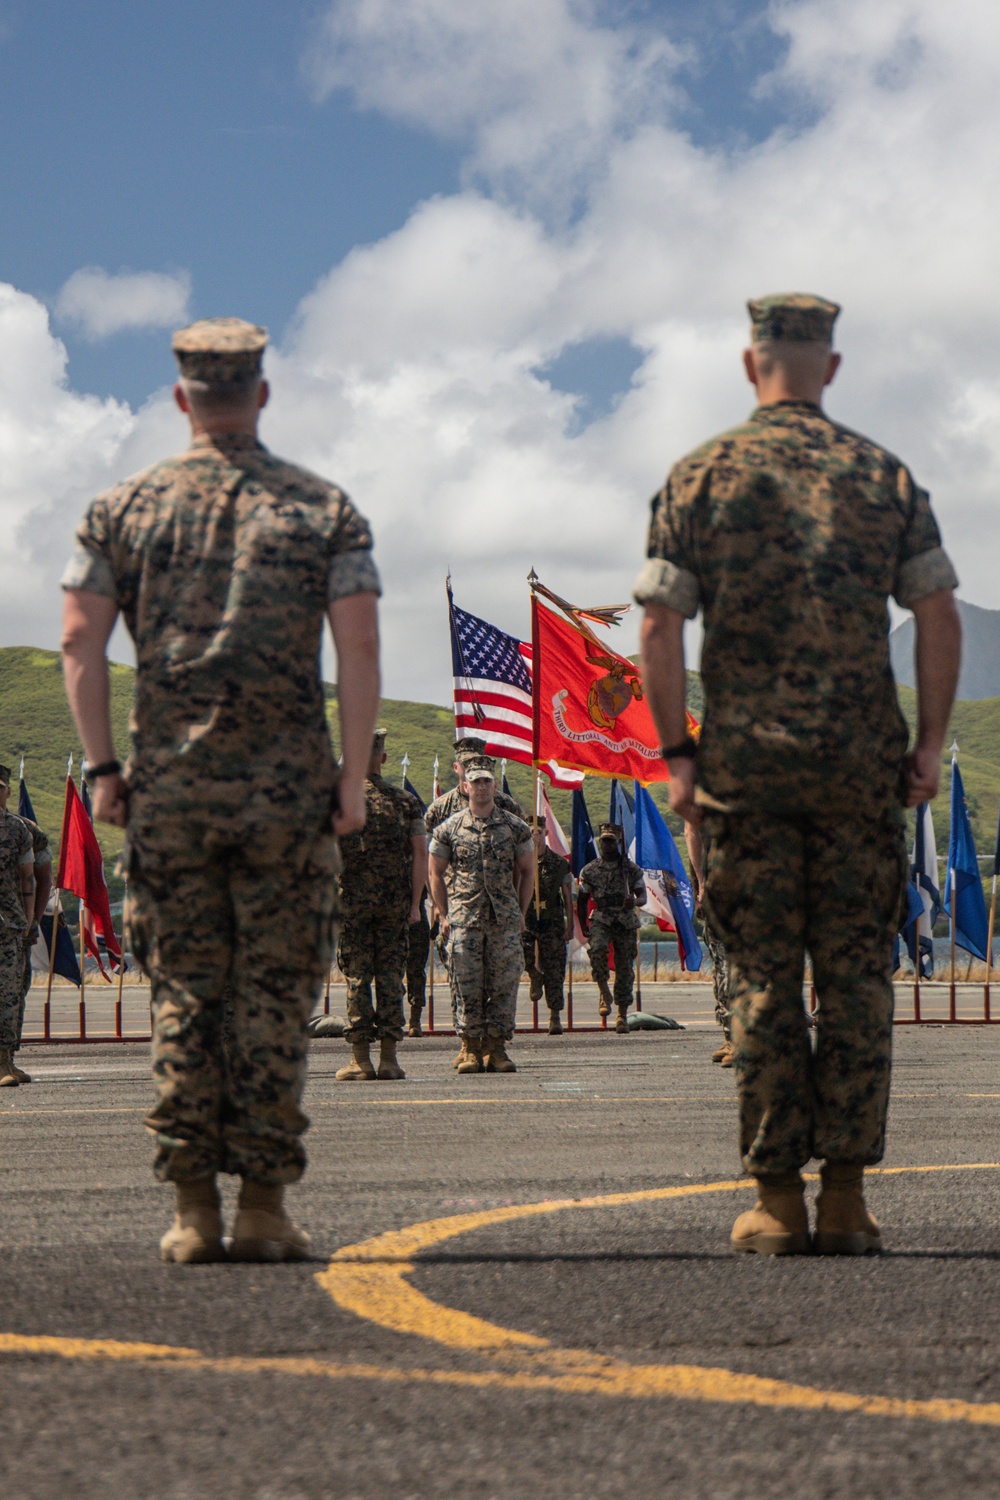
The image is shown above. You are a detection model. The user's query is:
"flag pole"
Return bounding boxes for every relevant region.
[115,888,126,1037]
[949,742,958,1022]
[45,755,75,1031]
[529,569,542,1034]
[985,797,1000,1022]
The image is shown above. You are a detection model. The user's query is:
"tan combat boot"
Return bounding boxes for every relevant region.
[0,1047,18,1087]
[455,1036,484,1074]
[230,1180,311,1263]
[336,1042,377,1081]
[407,1005,423,1038]
[547,1011,563,1035]
[529,973,543,1004]
[719,1041,734,1068]
[484,1037,517,1073]
[376,1037,406,1081]
[711,1042,727,1063]
[815,1162,882,1255]
[10,1057,32,1083]
[160,1176,226,1264]
[614,1007,629,1034]
[731,1172,811,1256]
[597,980,613,1018]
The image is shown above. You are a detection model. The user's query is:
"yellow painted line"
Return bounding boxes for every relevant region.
[6,1331,1000,1425]
[0,1107,141,1116]
[317,1165,1000,1426]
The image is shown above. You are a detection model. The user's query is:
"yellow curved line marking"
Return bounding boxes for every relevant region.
[317,1164,1000,1424]
[6,1332,1000,1426]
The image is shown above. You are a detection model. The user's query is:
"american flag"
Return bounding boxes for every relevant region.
[449,593,583,790]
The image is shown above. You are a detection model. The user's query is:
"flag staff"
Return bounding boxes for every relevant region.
[401,752,410,790]
[986,797,1000,1021]
[44,754,75,1030]
[528,569,543,1033]
[950,742,959,1022]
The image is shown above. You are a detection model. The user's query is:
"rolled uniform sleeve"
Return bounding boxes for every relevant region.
[428,832,452,865]
[632,473,702,618]
[892,470,959,608]
[60,495,118,598]
[327,491,383,603]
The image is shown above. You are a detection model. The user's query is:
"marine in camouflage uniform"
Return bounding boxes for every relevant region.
[684,820,733,1064]
[335,729,427,1080]
[0,767,35,1086]
[635,292,960,1254]
[577,824,647,1033]
[522,821,572,1033]
[61,317,381,1263]
[16,813,52,1059]
[405,888,431,1035]
[428,758,534,1073]
[424,737,522,987]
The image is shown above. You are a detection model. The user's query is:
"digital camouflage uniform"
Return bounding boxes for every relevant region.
[703,921,733,1041]
[523,846,571,1014]
[405,888,431,1016]
[425,782,522,975]
[17,817,51,1040]
[578,855,647,1011]
[634,301,957,1177]
[338,773,424,1044]
[429,805,532,1039]
[0,809,33,1051]
[62,419,379,1184]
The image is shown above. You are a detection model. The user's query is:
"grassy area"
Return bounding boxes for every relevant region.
[2,646,996,899]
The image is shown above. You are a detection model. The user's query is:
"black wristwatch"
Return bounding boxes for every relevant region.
[82,758,122,783]
[660,735,697,761]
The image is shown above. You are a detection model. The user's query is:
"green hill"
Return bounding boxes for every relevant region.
[2,646,997,901]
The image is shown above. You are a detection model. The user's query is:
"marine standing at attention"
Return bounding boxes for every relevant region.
[60,317,381,1264]
[522,818,573,1035]
[0,766,36,1088]
[577,824,647,1034]
[635,292,961,1255]
[335,728,427,1083]
[428,757,534,1074]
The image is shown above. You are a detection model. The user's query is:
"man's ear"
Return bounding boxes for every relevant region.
[174,382,190,414]
[824,352,842,388]
[258,379,270,410]
[742,348,758,387]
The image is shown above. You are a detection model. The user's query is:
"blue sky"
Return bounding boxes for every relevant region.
[1,0,998,701]
[1,0,786,409]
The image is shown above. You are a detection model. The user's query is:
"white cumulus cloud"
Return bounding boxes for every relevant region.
[55,267,192,339]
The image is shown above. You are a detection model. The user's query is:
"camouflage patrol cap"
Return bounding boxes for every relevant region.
[172,317,268,383]
[453,736,488,763]
[0,765,10,788]
[464,756,496,783]
[747,293,840,345]
[372,727,388,753]
[598,822,622,840]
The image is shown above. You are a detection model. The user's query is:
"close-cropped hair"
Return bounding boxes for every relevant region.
[751,338,833,379]
[180,375,261,412]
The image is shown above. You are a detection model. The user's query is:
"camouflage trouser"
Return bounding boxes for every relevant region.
[702,922,732,1040]
[339,912,407,1043]
[449,919,522,1038]
[124,790,339,1184]
[405,912,431,1014]
[703,805,907,1178]
[522,926,567,1012]
[587,916,638,1010]
[0,930,27,1049]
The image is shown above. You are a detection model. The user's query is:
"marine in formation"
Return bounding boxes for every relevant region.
[522,817,573,1034]
[0,765,42,1087]
[637,291,961,1254]
[60,316,381,1264]
[335,728,428,1082]
[428,756,534,1074]
[577,823,647,1034]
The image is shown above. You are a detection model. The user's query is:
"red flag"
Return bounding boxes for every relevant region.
[532,597,698,784]
[56,777,121,980]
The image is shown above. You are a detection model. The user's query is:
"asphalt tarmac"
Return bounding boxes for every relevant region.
[3,1024,1000,1499]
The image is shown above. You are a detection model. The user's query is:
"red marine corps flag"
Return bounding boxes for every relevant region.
[56,773,122,980]
[530,577,698,784]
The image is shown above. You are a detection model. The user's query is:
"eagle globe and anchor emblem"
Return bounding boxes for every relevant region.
[585,647,643,730]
